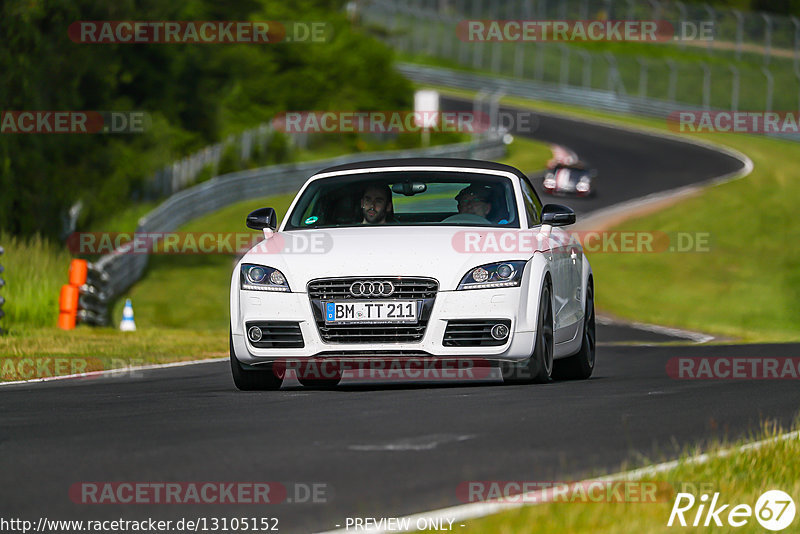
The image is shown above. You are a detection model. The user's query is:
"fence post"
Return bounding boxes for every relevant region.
[762,67,774,111]
[513,43,525,78]
[488,89,505,135]
[491,41,502,73]
[796,66,800,112]
[703,4,716,55]
[762,13,772,66]
[472,39,484,69]
[535,42,544,81]
[666,59,678,102]
[604,52,623,94]
[578,50,592,89]
[559,44,570,87]
[441,16,453,60]
[648,0,662,21]
[625,0,634,21]
[701,62,711,109]
[732,10,743,61]
[729,64,740,112]
[675,1,687,49]
[637,56,648,98]
[792,16,800,72]
[473,89,489,137]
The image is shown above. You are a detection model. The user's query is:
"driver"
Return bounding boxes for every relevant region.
[360,183,394,224]
[455,185,493,219]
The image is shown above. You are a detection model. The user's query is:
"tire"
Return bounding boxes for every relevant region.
[230,331,283,391]
[553,280,596,380]
[502,280,554,384]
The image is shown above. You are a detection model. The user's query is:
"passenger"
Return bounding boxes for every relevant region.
[455,184,493,219]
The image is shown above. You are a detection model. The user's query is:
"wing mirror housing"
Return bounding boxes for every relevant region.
[246,207,277,231]
[541,204,576,226]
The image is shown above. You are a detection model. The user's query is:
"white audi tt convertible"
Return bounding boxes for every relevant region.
[230,158,595,389]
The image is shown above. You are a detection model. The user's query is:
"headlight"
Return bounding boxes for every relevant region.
[240,264,291,292]
[576,181,590,192]
[457,261,527,290]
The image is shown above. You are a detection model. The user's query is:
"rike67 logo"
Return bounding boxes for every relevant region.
[668,490,796,531]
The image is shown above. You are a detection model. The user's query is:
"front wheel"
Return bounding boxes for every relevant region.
[230,332,283,391]
[502,280,554,384]
[553,280,595,380]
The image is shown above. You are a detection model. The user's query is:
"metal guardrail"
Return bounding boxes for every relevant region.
[92,137,506,315]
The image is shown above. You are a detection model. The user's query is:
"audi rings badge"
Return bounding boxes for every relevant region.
[349,281,395,298]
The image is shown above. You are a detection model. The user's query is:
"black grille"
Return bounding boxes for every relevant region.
[318,323,427,343]
[246,321,304,348]
[308,277,438,344]
[308,277,438,300]
[443,320,512,347]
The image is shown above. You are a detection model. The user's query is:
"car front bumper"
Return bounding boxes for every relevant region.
[232,286,537,366]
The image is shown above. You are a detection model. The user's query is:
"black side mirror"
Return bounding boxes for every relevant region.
[541,204,576,226]
[246,207,277,231]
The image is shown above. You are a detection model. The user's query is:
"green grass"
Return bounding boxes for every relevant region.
[87,201,160,234]
[420,83,800,342]
[459,420,800,534]
[0,326,226,379]
[0,232,73,329]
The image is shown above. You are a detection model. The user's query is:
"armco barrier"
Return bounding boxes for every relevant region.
[89,137,506,322]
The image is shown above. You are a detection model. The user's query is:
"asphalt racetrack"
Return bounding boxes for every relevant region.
[2,100,798,534]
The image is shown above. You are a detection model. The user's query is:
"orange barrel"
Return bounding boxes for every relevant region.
[68,259,88,286]
[58,311,76,330]
[59,284,79,314]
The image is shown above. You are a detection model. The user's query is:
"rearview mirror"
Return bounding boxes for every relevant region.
[541,204,576,226]
[391,182,427,196]
[246,207,277,231]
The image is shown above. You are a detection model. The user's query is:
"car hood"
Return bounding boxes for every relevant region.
[240,226,534,291]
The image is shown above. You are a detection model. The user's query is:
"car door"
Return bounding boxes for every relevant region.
[520,178,570,338]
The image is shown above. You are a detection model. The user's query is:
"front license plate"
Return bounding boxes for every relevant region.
[324,301,419,324]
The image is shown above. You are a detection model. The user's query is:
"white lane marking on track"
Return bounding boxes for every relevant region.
[0,357,227,387]
[596,315,714,343]
[348,434,476,452]
[317,430,800,533]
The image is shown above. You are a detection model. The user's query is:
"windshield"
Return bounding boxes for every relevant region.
[284,170,520,230]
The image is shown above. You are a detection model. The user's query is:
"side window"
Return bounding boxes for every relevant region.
[519,178,542,226]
